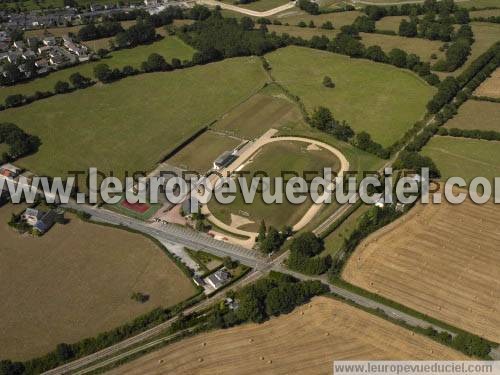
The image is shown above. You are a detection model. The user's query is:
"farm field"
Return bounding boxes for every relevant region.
[267,25,444,61]
[0,36,195,102]
[376,15,409,32]
[0,57,268,179]
[213,88,302,139]
[343,199,500,342]
[444,100,500,131]
[0,204,197,360]
[168,131,242,173]
[274,9,363,28]
[109,296,464,375]
[421,136,500,182]
[266,46,434,147]
[470,8,500,17]
[459,0,500,8]
[474,67,500,98]
[207,140,340,231]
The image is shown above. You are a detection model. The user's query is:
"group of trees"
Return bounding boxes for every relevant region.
[438,127,500,142]
[309,107,354,142]
[257,220,291,254]
[178,12,283,62]
[210,272,328,328]
[432,24,474,72]
[114,19,157,49]
[0,123,40,163]
[427,76,460,113]
[393,150,441,178]
[287,232,331,275]
[77,21,124,41]
[297,0,319,15]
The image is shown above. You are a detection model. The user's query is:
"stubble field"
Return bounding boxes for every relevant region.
[109,296,464,375]
[0,204,197,360]
[343,199,500,342]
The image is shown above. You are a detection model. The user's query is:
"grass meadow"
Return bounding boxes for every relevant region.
[421,136,500,182]
[168,131,242,173]
[0,36,195,102]
[266,46,435,147]
[0,57,268,179]
[0,204,197,360]
[444,100,500,131]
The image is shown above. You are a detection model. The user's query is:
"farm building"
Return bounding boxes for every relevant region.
[213,151,237,171]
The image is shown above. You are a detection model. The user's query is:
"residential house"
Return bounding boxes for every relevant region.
[35,58,49,68]
[42,36,56,46]
[0,42,9,52]
[13,40,24,49]
[22,49,36,60]
[38,45,52,55]
[27,36,39,48]
[22,208,57,233]
[7,50,22,64]
[0,164,21,179]
[204,268,232,290]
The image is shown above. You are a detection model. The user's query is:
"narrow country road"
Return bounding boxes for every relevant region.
[62,202,266,269]
[196,0,296,17]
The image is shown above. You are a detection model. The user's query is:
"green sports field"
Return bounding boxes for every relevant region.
[207,140,340,231]
[0,36,195,103]
[0,57,267,180]
[266,46,435,147]
[421,136,500,182]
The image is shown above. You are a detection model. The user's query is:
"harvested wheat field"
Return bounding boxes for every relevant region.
[474,67,500,99]
[109,297,464,375]
[343,199,500,342]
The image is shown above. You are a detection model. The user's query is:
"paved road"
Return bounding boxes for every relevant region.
[196,0,295,17]
[62,203,266,269]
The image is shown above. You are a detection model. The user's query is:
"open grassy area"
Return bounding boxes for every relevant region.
[376,15,410,32]
[267,25,444,61]
[0,203,197,360]
[459,0,500,8]
[110,296,464,375]
[474,67,500,98]
[470,8,500,17]
[186,249,223,273]
[444,100,500,131]
[213,86,302,139]
[208,140,340,231]
[421,136,500,182]
[0,36,195,102]
[0,57,268,180]
[273,9,363,28]
[168,131,242,173]
[266,46,434,147]
[322,204,371,257]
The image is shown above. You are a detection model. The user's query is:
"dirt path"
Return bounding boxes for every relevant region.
[202,130,349,243]
[196,0,296,17]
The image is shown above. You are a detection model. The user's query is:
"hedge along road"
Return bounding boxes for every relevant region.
[196,0,296,17]
[202,130,350,239]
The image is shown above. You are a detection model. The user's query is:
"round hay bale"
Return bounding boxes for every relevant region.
[202,342,207,347]
[249,338,253,343]
[198,358,204,362]
[260,356,265,360]
[268,360,273,364]
[158,359,164,364]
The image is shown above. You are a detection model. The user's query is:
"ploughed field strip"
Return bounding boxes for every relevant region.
[109,297,464,375]
[343,199,500,343]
